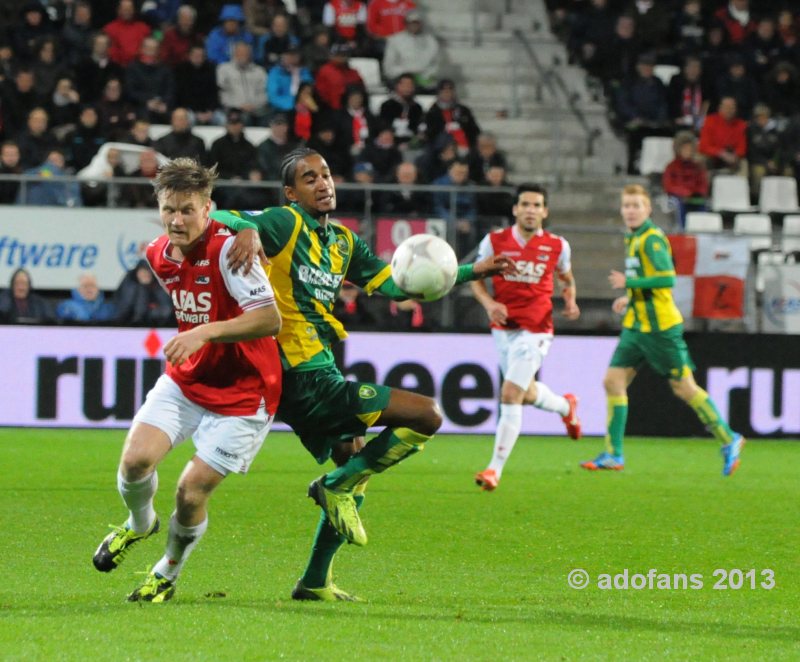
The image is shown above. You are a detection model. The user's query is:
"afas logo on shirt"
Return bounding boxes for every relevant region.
[505,260,547,284]
[194,259,210,266]
[172,289,212,312]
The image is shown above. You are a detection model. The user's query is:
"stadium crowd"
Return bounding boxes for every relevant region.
[551,0,800,211]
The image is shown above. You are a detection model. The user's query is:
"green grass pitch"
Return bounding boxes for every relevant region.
[0,428,798,661]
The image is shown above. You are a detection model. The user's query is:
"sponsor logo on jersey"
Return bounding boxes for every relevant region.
[539,245,553,252]
[358,385,377,399]
[194,259,210,266]
[505,260,547,283]
[297,264,345,289]
[171,289,212,323]
[195,276,210,284]
[336,236,350,254]
[164,276,180,284]
[250,285,267,296]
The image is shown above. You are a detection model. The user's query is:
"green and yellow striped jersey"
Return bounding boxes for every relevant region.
[210,204,392,371]
[621,219,682,333]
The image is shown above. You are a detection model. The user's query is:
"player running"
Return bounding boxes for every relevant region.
[472,183,581,492]
[580,184,744,474]
[92,159,282,602]
[210,147,514,601]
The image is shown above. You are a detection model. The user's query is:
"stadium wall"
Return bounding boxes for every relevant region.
[0,327,797,438]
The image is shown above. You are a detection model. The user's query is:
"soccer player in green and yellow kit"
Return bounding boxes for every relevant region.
[580,184,744,475]
[210,147,514,601]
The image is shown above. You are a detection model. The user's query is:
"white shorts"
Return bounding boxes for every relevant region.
[491,329,553,390]
[133,374,273,476]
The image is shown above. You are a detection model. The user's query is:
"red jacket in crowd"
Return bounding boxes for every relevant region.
[714,6,756,45]
[159,26,203,67]
[698,112,747,158]
[367,0,416,39]
[662,158,709,198]
[315,61,365,110]
[103,17,152,66]
[327,0,367,41]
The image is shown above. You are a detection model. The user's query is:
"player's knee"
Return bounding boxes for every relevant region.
[603,374,624,395]
[418,399,442,436]
[175,481,207,514]
[119,450,156,481]
[501,380,525,404]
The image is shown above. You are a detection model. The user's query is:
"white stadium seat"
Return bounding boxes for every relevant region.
[711,175,755,212]
[685,212,723,234]
[759,176,799,213]
[148,125,271,150]
[639,136,674,175]
[782,214,800,255]
[350,57,385,93]
[653,64,679,86]
[77,142,169,179]
[733,213,773,252]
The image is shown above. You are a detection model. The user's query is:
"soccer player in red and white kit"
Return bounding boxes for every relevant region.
[472,183,581,491]
[92,158,282,602]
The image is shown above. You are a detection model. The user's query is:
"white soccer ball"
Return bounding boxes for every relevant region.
[390,234,458,302]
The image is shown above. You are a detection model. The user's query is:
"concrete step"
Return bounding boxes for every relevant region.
[424,10,499,32]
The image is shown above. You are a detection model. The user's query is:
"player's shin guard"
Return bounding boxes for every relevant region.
[323,428,429,492]
[605,396,628,456]
[152,513,208,582]
[301,482,367,588]
[118,470,158,534]
[688,388,735,444]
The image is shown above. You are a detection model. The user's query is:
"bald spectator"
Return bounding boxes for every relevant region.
[104,0,152,67]
[206,4,256,65]
[56,274,115,324]
[383,11,439,92]
[154,108,207,161]
[698,96,747,177]
[159,5,204,66]
[216,41,268,125]
[174,46,220,126]
[17,107,60,170]
[125,37,174,123]
[315,43,365,111]
[74,33,125,105]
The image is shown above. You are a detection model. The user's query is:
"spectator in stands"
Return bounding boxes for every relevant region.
[336,160,374,212]
[613,52,670,175]
[267,47,313,115]
[714,0,755,47]
[323,0,367,54]
[432,158,477,256]
[366,0,416,57]
[425,79,480,157]
[744,16,783,83]
[61,1,94,67]
[777,9,799,51]
[715,53,758,121]
[206,4,256,65]
[225,166,276,209]
[415,132,457,183]
[672,0,705,59]
[17,107,60,170]
[382,10,439,92]
[375,160,429,215]
[32,37,65,98]
[379,73,423,150]
[154,108,206,162]
[315,42,365,111]
[307,118,352,177]
[173,45,220,126]
[476,164,514,233]
[698,96,747,177]
[243,0,288,37]
[48,78,81,139]
[104,0,152,67]
[74,33,125,106]
[624,0,672,55]
[208,109,258,204]
[698,22,732,86]
[118,148,159,207]
[333,281,377,329]
[292,81,320,141]
[0,140,21,204]
[0,268,54,325]
[748,103,790,200]
[662,131,709,228]
[159,5,203,67]
[762,61,800,123]
[140,0,184,27]
[336,86,377,159]
[257,112,298,180]
[96,78,136,140]
[257,12,300,68]
[0,42,16,83]
[64,106,104,171]
[11,2,54,63]
[125,37,174,124]
[468,132,507,184]
[18,149,82,207]
[1,69,42,139]
[667,55,710,133]
[56,273,115,323]
[121,118,154,149]
[360,126,402,182]
[113,258,174,327]
[584,14,640,84]
[303,25,332,74]
[568,0,615,69]
[217,41,268,125]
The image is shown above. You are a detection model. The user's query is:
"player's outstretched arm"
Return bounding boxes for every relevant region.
[164,305,281,366]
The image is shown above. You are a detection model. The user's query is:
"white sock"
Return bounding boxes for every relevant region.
[153,513,208,582]
[533,382,569,417]
[118,470,158,534]
[487,404,523,478]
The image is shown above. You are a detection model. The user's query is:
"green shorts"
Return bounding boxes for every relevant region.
[278,364,392,464]
[609,325,696,380]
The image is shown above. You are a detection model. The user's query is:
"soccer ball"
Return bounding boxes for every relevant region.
[390,234,458,302]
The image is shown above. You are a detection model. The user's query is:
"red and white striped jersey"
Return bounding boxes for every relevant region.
[476,225,571,335]
[146,220,281,416]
